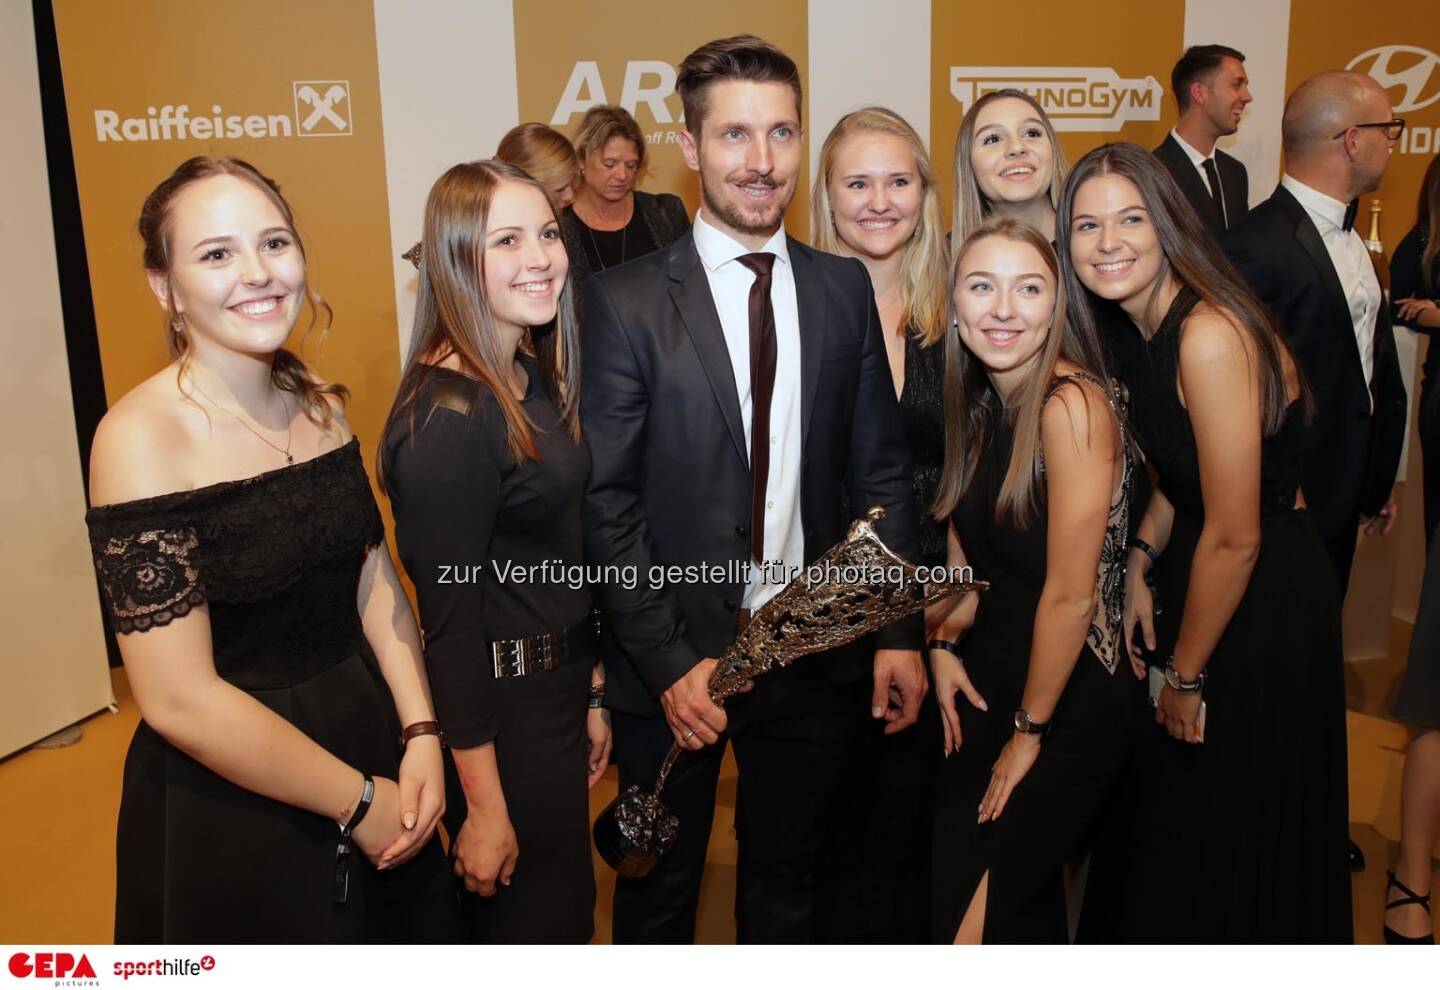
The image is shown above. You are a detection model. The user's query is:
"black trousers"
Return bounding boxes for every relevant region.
[609,666,851,943]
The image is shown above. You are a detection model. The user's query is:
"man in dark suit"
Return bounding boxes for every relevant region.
[1225,68,1406,596]
[1153,44,1252,237]
[581,36,926,943]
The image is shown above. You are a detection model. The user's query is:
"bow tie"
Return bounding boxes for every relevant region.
[1342,199,1358,233]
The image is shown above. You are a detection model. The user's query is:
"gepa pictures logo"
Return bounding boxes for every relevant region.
[8,951,98,981]
[951,66,1162,132]
[1348,44,1440,113]
[93,80,353,143]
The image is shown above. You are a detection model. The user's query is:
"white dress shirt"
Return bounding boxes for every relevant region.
[1170,128,1226,224]
[692,210,804,609]
[1281,174,1381,391]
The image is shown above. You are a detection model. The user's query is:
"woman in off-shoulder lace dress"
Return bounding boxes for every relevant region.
[85,157,462,943]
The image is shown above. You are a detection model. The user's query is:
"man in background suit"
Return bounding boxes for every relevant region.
[1225,69,1406,597]
[1154,45,1252,237]
[581,35,926,943]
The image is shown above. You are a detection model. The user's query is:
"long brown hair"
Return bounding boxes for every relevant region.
[380,160,581,482]
[1419,152,1440,295]
[137,156,346,427]
[933,218,1111,527]
[951,89,1070,255]
[1056,143,1302,434]
[810,107,950,346]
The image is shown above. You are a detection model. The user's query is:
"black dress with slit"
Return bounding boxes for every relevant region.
[1079,287,1353,943]
[932,374,1138,943]
[85,439,463,943]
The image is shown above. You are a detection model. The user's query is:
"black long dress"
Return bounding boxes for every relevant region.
[381,358,596,944]
[932,374,1137,943]
[822,332,946,943]
[1080,287,1353,943]
[85,439,462,943]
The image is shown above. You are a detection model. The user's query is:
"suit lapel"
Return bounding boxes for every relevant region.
[788,237,825,445]
[1276,187,1371,394]
[1160,136,1222,232]
[667,237,749,468]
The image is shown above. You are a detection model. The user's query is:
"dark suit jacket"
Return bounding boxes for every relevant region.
[1153,134,1249,238]
[1224,185,1407,545]
[580,229,921,716]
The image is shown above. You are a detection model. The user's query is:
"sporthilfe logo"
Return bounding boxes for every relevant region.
[950,66,1163,132]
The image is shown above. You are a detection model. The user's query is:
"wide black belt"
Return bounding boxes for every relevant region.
[489,615,598,679]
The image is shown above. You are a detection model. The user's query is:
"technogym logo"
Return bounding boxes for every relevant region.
[93,80,352,142]
[951,66,1162,132]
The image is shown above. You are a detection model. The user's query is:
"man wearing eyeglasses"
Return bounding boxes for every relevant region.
[1225,70,1408,600]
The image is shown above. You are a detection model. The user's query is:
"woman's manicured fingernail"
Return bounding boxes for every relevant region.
[403,814,416,829]
[872,706,883,718]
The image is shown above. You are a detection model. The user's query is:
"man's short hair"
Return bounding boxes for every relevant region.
[1171,44,1246,112]
[677,35,803,134]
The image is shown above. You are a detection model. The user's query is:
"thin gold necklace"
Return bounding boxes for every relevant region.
[188,376,294,464]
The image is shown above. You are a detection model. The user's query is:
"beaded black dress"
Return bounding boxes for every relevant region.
[932,374,1138,943]
[86,439,462,943]
[1079,288,1352,943]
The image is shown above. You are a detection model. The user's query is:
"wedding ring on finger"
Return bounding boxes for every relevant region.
[683,729,696,742]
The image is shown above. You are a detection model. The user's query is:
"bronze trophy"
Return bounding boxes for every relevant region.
[593,507,987,877]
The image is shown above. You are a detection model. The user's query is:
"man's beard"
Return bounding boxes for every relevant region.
[700,171,795,237]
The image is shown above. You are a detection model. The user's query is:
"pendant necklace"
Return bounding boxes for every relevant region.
[189,376,295,464]
[584,202,630,271]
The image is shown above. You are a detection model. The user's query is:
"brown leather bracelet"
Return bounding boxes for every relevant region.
[400,720,445,749]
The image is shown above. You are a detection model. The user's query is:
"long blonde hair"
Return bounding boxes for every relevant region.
[496,122,580,196]
[950,89,1069,256]
[380,161,581,481]
[933,218,1110,527]
[811,107,949,346]
[137,156,346,428]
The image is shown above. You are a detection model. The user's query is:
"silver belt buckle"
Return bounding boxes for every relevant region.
[491,632,565,678]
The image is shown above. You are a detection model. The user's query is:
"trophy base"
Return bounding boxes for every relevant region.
[593,785,679,878]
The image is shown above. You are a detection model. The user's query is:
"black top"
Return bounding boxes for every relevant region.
[950,376,1130,676]
[1121,287,1306,519]
[570,206,658,275]
[898,332,946,563]
[560,190,690,296]
[382,359,592,748]
[85,440,461,942]
[1392,224,1438,380]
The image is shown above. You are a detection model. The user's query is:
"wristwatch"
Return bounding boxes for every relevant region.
[1013,708,1051,737]
[1163,661,1206,693]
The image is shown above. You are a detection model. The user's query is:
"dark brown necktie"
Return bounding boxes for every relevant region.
[1201,158,1228,230]
[736,252,777,567]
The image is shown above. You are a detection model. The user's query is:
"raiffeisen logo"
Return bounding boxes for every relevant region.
[951,66,1163,132]
[93,81,352,142]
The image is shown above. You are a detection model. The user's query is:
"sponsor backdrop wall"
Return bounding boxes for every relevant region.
[20,0,1440,752]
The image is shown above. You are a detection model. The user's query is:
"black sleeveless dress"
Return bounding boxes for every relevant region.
[85,439,462,943]
[1080,288,1353,942]
[932,374,1139,942]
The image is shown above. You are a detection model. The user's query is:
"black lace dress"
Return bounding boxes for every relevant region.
[86,439,462,943]
[1079,287,1352,943]
[932,374,1138,943]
